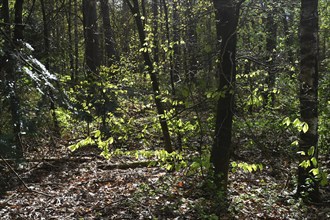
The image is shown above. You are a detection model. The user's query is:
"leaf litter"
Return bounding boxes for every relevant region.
[0,145,329,219]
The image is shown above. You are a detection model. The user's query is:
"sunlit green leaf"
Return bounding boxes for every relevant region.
[311,157,317,166]
[302,122,309,133]
[308,146,315,156]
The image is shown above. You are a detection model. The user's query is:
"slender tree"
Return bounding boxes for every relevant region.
[82,0,100,135]
[125,0,173,153]
[297,0,320,202]
[264,2,277,106]
[0,0,24,158]
[210,0,241,196]
[66,0,75,82]
[40,0,60,136]
[74,0,79,82]
[82,0,100,75]
[184,0,198,82]
[100,0,118,65]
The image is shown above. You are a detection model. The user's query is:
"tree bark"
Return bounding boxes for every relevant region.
[264,6,277,107]
[0,0,24,158]
[184,0,197,83]
[152,0,159,63]
[297,0,320,202]
[40,0,60,136]
[125,0,173,153]
[82,0,100,75]
[211,0,239,196]
[66,0,75,82]
[100,0,118,66]
[74,0,79,82]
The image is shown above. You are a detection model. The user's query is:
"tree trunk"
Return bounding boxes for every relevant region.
[162,0,176,93]
[152,0,159,63]
[184,0,197,83]
[126,0,173,153]
[264,7,277,107]
[211,0,239,196]
[282,9,294,68]
[74,0,79,82]
[82,0,100,75]
[0,0,24,158]
[297,0,320,202]
[40,0,60,136]
[11,0,24,158]
[66,0,75,82]
[100,0,118,66]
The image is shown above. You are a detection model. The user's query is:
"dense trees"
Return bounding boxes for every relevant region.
[0,0,329,217]
[0,0,25,158]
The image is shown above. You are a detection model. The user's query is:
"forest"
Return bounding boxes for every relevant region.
[0,0,329,219]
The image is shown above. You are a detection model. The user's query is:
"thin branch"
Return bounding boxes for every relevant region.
[0,154,54,197]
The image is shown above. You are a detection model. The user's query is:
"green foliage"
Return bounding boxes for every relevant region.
[231,161,263,173]
[298,147,329,187]
[282,117,309,133]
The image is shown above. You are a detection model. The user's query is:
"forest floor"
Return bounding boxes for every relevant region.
[0,140,329,219]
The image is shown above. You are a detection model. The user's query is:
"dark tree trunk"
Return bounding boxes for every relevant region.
[162,0,176,93]
[40,0,60,136]
[100,0,118,65]
[162,0,182,150]
[0,0,24,158]
[83,0,100,75]
[211,0,239,196]
[66,0,75,82]
[13,0,24,42]
[297,0,320,202]
[172,0,180,80]
[12,0,24,158]
[74,0,79,81]
[152,0,159,63]
[121,0,131,53]
[264,8,277,107]
[126,0,173,153]
[184,0,197,83]
[141,0,146,26]
[82,0,100,135]
[282,9,294,67]
[99,0,118,136]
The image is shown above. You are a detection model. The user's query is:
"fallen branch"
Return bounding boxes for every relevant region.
[1,156,98,163]
[0,154,54,197]
[97,160,158,170]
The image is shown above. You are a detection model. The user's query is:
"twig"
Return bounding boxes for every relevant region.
[0,154,54,197]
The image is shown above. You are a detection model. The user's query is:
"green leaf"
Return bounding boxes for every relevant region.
[311,157,318,166]
[291,140,299,147]
[107,137,114,145]
[310,168,319,176]
[293,118,301,127]
[251,164,258,172]
[283,117,291,126]
[68,144,78,151]
[302,122,309,133]
[191,161,200,170]
[297,151,306,156]
[320,172,328,186]
[231,161,237,168]
[299,160,310,168]
[308,146,315,156]
[165,164,173,170]
[94,130,101,138]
